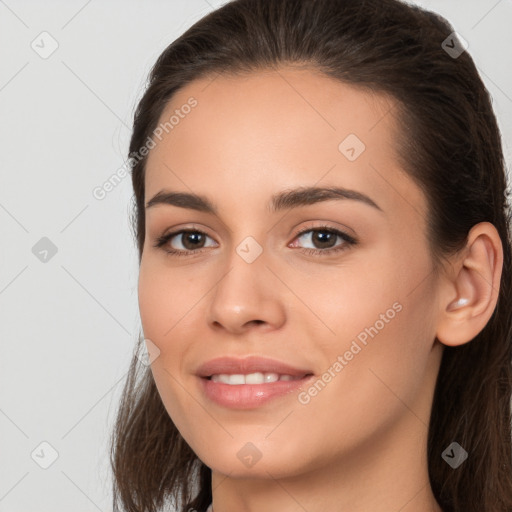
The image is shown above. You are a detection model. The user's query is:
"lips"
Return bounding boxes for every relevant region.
[195,355,313,379]
[196,356,315,409]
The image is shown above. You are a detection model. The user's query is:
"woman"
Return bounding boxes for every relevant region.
[110,0,512,511]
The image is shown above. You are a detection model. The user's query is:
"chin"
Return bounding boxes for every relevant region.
[203,455,298,479]
[192,438,312,480]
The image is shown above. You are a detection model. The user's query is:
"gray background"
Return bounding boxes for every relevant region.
[0,0,511,510]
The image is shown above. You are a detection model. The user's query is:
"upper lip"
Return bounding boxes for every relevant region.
[195,356,313,378]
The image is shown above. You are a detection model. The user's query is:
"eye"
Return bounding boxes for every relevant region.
[290,225,357,256]
[153,228,216,257]
[153,224,357,258]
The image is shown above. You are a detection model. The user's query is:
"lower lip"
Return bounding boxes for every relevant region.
[199,375,314,409]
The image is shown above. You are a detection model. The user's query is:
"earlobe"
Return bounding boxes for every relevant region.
[436,222,503,347]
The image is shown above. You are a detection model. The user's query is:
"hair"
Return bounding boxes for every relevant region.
[109,0,512,511]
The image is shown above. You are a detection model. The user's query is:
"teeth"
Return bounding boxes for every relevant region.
[210,372,302,385]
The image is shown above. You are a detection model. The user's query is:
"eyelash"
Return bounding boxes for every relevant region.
[153,224,357,258]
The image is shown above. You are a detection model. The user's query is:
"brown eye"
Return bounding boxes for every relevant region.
[299,230,338,249]
[173,231,208,250]
[291,226,358,256]
[154,229,217,256]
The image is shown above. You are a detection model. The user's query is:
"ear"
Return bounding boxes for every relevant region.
[436,222,503,347]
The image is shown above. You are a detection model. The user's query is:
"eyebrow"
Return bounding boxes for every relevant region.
[145,186,383,214]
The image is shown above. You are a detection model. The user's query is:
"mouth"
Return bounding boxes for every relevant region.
[198,372,314,409]
[196,356,315,409]
[205,372,311,384]
[196,355,313,380]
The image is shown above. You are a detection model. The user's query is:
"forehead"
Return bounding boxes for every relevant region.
[143,66,427,222]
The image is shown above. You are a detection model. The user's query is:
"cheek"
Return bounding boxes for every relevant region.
[137,263,202,433]
[290,301,436,464]
[359,298,436,417]
[138,266,169,344]
[307,246,437,416]
[137,259,196,348]
[297,261,399,343]
[137,259,210,396]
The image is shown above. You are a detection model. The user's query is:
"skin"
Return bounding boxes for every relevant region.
[138,66,503,512]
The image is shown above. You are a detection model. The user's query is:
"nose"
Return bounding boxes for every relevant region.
[206,250,286,335]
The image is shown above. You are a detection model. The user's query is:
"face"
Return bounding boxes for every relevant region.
[138,66,444,479]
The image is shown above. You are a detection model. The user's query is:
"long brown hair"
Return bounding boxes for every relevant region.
[109,1,512,510]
